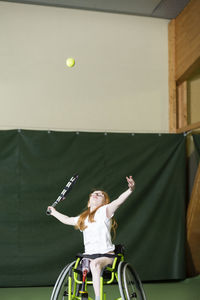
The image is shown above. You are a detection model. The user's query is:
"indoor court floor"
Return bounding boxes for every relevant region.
[0,275,199,300]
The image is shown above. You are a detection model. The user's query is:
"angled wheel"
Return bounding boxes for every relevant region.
[50,260,79,300]
[118,261,146,300]
[50,262,72,299]
[118,261,126,299]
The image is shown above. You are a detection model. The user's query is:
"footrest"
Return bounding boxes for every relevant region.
[79,290,89,299]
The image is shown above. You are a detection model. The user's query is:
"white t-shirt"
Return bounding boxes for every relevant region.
[74,204,115,254]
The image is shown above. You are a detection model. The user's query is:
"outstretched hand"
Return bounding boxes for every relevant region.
[47,206,56,216]
[126,176,135,191]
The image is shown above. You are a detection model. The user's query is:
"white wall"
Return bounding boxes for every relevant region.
[0,2,169,133]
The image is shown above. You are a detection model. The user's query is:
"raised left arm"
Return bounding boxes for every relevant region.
[106,176,135,219]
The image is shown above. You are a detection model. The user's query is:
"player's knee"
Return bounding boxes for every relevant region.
[90,260,101,273]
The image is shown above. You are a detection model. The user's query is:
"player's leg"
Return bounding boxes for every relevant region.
[90,256,114,300]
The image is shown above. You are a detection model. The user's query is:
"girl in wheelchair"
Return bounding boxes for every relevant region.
[48,176,135,300]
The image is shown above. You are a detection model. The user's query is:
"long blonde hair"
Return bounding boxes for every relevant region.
[75,190,118,239]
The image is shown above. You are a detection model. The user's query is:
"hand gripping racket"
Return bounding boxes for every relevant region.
[46,174,79,215]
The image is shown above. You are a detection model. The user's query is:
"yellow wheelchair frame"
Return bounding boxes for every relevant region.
[50,247,146,300]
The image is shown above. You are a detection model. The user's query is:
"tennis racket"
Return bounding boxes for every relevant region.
[46,174,79,215]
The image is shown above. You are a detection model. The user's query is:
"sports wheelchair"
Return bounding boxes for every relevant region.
[50,245,146,300]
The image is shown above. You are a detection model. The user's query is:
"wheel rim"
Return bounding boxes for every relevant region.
[123,263,146,300]
[51,261,77,300]
[118,261,126,300]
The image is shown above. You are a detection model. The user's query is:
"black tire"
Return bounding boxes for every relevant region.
[50,261,79,300]
[118,261,146,300]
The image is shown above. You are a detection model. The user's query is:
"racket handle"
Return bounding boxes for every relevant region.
[46,208,52,216]
[46,202,57,215]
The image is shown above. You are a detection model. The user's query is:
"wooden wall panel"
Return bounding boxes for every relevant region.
[187,162,200,276]
[168,0,200,133]
[177,81,188,128]
[175,0,200,83]
[168,0,200,276]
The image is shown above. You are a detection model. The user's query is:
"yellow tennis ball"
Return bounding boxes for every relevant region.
[66,58,75,68]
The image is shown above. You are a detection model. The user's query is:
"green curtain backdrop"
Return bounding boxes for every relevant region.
[193,134,200,158]
[0,130,186,287]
